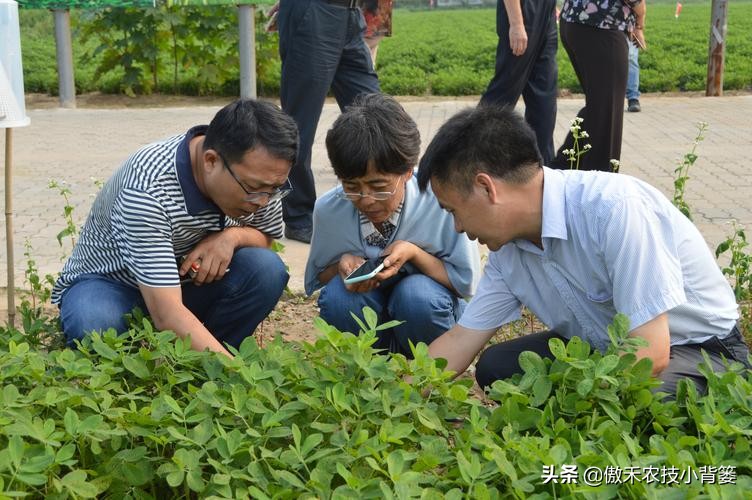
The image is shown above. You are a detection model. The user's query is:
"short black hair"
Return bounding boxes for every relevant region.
[325,93,420,180]
[204,99,299,165]
[417,104,541,192]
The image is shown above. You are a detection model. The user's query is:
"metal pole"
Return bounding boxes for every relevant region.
[53,9,76,108]
[238,4,257,99]
[4,128,15,327]
[706,0,728,96]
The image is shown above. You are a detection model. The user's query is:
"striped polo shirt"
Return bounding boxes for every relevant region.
[52,126,283,304]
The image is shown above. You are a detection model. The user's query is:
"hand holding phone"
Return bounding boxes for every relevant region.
[343,255,388,285]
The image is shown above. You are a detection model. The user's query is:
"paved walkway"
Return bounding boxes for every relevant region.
[1,95,751,311]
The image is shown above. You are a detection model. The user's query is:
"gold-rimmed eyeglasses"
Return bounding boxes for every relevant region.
[219,153,293,205]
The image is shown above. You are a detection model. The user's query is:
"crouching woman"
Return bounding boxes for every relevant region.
[304,94,480,356]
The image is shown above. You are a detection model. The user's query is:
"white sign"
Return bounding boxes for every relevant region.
[0,0,30,128]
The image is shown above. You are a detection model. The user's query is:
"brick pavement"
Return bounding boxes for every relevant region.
[1,95,750,312]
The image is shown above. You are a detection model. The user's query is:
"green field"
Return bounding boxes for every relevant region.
[378,2,752,95]
[19,2,752,96]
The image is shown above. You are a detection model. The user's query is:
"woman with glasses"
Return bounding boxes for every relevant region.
[304,94,480,356]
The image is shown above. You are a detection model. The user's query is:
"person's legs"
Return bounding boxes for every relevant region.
[330,7,380,111]
[387,274,466,356]
[59,275,147,347]
[475,330,566,389]
[659,327,751,396]
[551,22,628,171]
[479,0,530,107]
[626,42,640,101]
[181,247,289,350]
[626,42,641,112]
[521,9,558,166]
[279,0,349,235]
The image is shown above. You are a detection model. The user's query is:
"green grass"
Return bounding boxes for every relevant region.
[19,2,752,96]
[379,2,752,95]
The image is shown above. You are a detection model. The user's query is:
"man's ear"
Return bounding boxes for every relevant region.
[474,173,497,203]
[202,149,221,173]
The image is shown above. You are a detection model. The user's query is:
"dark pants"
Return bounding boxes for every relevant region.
[480,0,558,166]
[59,248,289,350]
[550,21,629,172]
[278,0,381,230]
[475,327,751,396]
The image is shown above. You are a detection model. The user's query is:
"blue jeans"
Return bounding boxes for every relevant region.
[318,273,465,357]
[626,42,640,100]
[59,247,289,350]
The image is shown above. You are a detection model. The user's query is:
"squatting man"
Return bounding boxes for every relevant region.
[52,99,299,356]
[416,105,750,395]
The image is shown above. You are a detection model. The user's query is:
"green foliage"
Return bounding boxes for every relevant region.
[0,311,478,497]
[377,3,752,96]
[716,222,752,303]
[48,180,79,250]
[21,3,752,97]
[0,308,750,497]
[716,222,752,343]
[20,4,280,96]
[672,122,708,221]
[18,240,60,349]
[77,5,242,96]
[487,313,752,497]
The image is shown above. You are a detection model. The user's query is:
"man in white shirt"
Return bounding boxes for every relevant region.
[416,104,749,395]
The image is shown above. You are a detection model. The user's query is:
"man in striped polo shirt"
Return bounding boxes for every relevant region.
[53,99,299,357]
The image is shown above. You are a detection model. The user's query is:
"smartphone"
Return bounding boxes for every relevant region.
[344,255,388,285]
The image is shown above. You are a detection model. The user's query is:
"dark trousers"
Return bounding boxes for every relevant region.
[475,327,751,396]
[550,21,629,172]
[480,0,558,165]
[278,0,380,230]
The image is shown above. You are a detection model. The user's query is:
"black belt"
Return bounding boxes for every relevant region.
[325,0,358,8]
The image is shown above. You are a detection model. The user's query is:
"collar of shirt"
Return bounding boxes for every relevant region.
[513,167,569,254]
[359,201,403,249]
[176,125,222,216]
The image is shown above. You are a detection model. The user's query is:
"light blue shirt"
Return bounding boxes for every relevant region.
[460,167,738,352]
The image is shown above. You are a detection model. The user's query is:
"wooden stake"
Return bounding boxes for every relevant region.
[4,128,15,327]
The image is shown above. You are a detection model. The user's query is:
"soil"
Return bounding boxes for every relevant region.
[257,291,323,345]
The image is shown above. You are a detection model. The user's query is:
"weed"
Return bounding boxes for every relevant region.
[17,240,60,349]
[48,179,78,251]
[716,221,752,342]
[672,121,708,220]
[560,117,591,170]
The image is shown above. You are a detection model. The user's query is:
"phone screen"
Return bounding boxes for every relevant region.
[344,255,388,284]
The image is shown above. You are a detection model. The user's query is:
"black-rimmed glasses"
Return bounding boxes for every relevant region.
[337,179,402,201]
[220,153,293,205]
